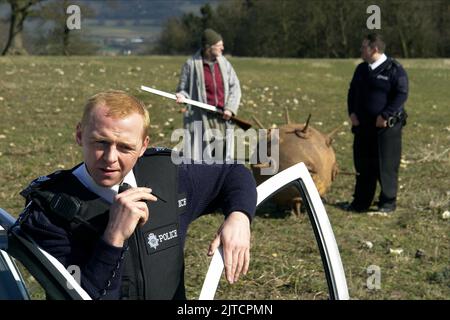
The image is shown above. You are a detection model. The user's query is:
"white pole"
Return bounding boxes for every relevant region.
[140,85,220,113]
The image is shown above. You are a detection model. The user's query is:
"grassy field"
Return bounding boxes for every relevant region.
[0,56,448,300]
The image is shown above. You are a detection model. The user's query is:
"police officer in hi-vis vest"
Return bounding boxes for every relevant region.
[18,90,256,299]
[346,33,408,213]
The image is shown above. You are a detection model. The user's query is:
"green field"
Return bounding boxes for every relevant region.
[0,56,449,300]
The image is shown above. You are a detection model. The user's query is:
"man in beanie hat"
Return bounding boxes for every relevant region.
[202,28,223,48]
[175,28,241,161]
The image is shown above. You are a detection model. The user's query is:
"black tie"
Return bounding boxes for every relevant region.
[118,182,132,194]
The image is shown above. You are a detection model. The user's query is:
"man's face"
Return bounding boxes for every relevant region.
[76,105,149,187]
[360,39,376,63]
[210,40,224,58]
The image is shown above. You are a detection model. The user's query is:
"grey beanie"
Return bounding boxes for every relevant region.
[202,28,223,47]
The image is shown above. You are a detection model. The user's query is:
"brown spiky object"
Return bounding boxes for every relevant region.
[251,113,339,216]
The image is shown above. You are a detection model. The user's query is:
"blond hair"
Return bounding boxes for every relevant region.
[81,90,150,139]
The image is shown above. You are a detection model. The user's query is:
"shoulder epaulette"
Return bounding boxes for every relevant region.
[386,58,402,70]
[391,58,401,68]
[20,170,68,199]
[143,147,173,157]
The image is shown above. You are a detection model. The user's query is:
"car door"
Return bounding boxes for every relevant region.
[0,208,91,300]
[0,224,30,300]
[199,162,349,300]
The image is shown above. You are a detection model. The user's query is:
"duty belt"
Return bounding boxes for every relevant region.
[387,111,407,127]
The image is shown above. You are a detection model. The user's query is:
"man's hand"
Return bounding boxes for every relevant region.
[350,113,360,126]
[175,93,186,104]
[222,109,233,120]
[208,211,251,284]
[376,115,387,128]
[103,187,157,247]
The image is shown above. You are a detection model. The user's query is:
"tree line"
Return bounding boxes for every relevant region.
[1,0,98,55]
[1,0,449,57]
[155,0,450,58]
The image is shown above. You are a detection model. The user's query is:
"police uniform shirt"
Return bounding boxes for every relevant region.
[347,54,408,122]
[369,53,387,70]
[72,163,137,204]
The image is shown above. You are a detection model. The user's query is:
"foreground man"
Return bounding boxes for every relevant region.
[346,33,409,213]
[18,90,256,299]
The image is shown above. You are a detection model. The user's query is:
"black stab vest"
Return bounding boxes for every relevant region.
[22,148,185,300]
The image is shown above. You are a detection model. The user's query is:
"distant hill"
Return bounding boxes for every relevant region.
[84,0,218,21]
[82,0,219,54]
[0,0,219,55]
[0,0,218,21]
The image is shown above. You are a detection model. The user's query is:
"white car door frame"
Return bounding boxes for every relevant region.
[199,162,349,300]
[0,225,30,300]
[0,208,91,300]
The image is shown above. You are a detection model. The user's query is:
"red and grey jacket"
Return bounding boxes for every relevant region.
[203,60,225,108]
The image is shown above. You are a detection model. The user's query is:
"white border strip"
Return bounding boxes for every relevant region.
[199,162,349,300]
[256,162,307,206]
[292,164,349,299]
[0,250,22,283]
[0,215,91,300]
[199,163,309,300]
[37,248,92,300]
[0,225,29,299]
[0,250,30,299]
[198,247,224,300]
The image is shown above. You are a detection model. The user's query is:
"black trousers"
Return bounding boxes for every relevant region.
[351,121,402,210]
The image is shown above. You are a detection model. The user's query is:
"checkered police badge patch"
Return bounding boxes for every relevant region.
[147,233,159,250]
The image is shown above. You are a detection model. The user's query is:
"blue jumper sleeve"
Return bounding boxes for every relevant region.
[381,66,408,119]
[179,163,257,223]
[347,63,364,116]
[19,204,124,300]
